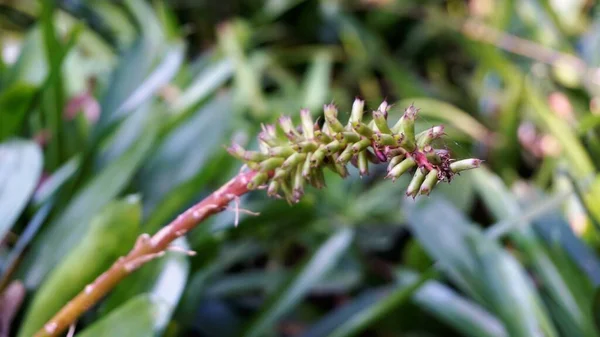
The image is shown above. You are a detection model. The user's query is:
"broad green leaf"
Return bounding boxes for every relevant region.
[76,294,166,337]
[242,228,354,337]
[396,269,507,337]
[0,139,43,240]
[17,118,156,289]
[17,197,141,337]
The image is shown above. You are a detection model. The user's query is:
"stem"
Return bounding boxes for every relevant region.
[34,170,259,337]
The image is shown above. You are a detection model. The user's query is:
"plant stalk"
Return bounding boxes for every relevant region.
[34,170,259,337]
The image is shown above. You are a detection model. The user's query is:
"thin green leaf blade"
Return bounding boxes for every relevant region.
[242,228,354,337]
[0,139,43,240]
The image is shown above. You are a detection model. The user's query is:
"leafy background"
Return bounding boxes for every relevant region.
[2,0,600,336]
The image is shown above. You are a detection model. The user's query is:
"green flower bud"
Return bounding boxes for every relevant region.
[273,167,289,180]
[386,157,415,181]
[325,140,343,154]
[282,152,307,169]
[227,144,268,162]
[351,138,371,153]
[329,154,349,177]
[324,104,345,133]
[358,151,368,177]
[311,146,327,168]
[337,145,355,164]
[420,169,439,196]
[315,130,333,144]
[293,165,304,202]
[309,167,326,189]
[302,152,312,178]
[335,132,361,143]
[423,146,442,165]
[378,100,389,116]
[373,133,398,146]
[279,116,302,141]
[406,168,426,198]
[394,104,417,143]
[259,157,285,171]
[450,159,482,173]
[248,171,269,189]
[386,147,406,158]
[280,179,294,204]
[269,146,295,157]
[350,98,365,124]
[351,121,373,138]
[300,109,315,139]
[387,154,405,172]
[373,110,392,134]
[293,140,318,153]
[398,133,416,152]
[258,124,278,146]
[267,180,281,198]
[416,125,445,148]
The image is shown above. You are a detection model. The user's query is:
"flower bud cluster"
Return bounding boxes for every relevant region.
[228,99,481,203]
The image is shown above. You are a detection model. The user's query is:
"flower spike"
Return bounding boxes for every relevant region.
[229,100,480,199]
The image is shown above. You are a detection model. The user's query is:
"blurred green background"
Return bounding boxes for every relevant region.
[3,0,600,336]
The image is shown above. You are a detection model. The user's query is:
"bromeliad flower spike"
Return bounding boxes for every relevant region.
[229,99,481,201]
[34,99,480,337]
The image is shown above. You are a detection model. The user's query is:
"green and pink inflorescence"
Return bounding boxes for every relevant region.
[228,99,481,204]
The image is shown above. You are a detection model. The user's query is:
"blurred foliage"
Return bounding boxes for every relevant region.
[3,0,600,336]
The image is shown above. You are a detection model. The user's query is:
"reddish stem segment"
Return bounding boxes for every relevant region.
[34,171,259,337]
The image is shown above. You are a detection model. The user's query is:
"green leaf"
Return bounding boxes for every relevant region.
[407,199,558,337]
[0,83,37,140]
[170,58,233,115]
[299,287,388,337]
[32,156,79,207]
[405,199,484,301]
[218,20,267,118]
[301,50,332,111]
[4,26,48,86]
[76,294,166,337]
[325,269,438,337]
[469,235,557,337]
[396,269,507,337]
[472,168,597,337]
[16,118,156,289]
[17,197,141,337]
[114,42,185,117]
[138,94,232,217]
[242,228,354,337]
[96,34,178,130]
[0,139,43,240]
